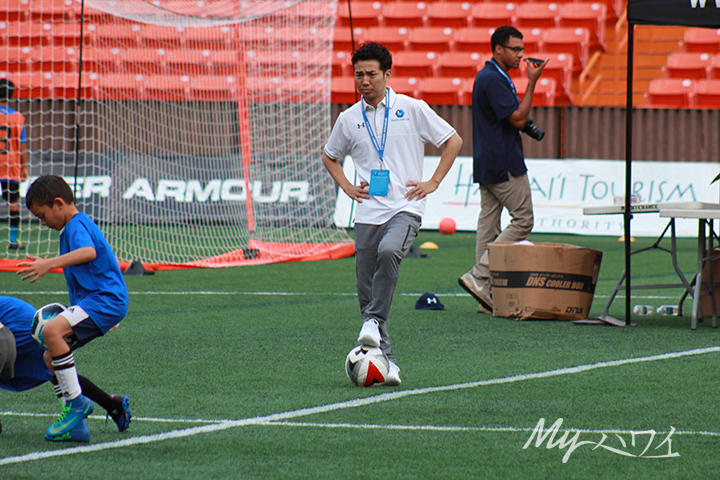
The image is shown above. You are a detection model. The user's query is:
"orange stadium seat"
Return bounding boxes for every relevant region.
[2,22,54,47]
[454,27,494,52]
[387,76,420,96]
[97,73,147,100]
[462,78,475,105]
[408,27,455,52]
[332,51,352,77]
[331,76,359,104]
[333,27,365,52]
[591,0,622,19]
[120,48,169,75]
[644,78,694,108]
[144,74,192,101]
[52,23,93,48]
[712,53,720,79]
[10,71,53,98]
[471,3,516,30]
[694,79,720,108]
[514,77,556,106]
[47,71,97,99]
[183,25,234,50]
[364,27,410,51]
[141,25,187,49]
[426,2,473,28]
[418,77,464,104]
[681,28,720,54]
[520,27,544,55]
[83,47,123,74]
[93,24,143,48]
[165,49,215,75]
[191,75,239,101]
[542,27,590,68]
[30,46,80,73]
[664,52,713,80]
[515,2,560,30]
[558,2,607,50]
[393,51,439,77]
[534,52,573,99]
[337,2,383,28]
[0,0,29,22]
[437,51,487,77]
[0,45,32,72]
[383,2,427,28]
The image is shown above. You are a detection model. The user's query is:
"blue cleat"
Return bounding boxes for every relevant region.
[107,395,131,433]
[45,418,90,443]
[45,395,94,440]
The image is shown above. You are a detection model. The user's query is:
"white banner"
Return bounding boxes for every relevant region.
[334,157,720,237]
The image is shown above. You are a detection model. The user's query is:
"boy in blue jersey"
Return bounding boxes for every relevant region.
[0,296,131,440]
[17,175,129,441]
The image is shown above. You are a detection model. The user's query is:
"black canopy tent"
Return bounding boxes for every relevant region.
[621,1,720,324]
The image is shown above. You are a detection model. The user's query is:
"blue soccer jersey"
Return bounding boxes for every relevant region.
[0,296,52,392]
[60,212,129,333]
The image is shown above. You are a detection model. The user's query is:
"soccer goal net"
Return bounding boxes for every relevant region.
[1,0,353,269]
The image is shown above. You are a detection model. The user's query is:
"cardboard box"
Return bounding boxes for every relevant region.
[489,242,603,321]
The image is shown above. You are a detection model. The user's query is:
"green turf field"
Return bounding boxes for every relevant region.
[1,232,719,479]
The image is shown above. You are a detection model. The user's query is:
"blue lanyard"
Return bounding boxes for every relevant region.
[361,87,390,167]
[489,59,519,102]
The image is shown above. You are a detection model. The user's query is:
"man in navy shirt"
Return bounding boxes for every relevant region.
[459,26,548,313]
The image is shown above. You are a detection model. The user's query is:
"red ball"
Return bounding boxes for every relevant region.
[439,217,456,235]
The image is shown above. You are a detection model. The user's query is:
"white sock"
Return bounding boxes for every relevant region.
[51,353,82,402]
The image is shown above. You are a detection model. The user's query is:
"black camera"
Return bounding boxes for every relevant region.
[521,118,545,141]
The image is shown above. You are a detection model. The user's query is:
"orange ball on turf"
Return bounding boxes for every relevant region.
[439,217,456,235]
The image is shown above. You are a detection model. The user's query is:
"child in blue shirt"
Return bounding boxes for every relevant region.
[18,175,129,442]
[0,296,131,440]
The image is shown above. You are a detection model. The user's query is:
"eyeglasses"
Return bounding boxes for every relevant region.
[501,45,525,54]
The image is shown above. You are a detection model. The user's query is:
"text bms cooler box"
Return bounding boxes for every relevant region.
[488,242,603,321]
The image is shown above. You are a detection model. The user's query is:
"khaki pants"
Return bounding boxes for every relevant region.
[472,172,534,280]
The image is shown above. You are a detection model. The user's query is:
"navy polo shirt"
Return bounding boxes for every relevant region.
[471,60,527,185]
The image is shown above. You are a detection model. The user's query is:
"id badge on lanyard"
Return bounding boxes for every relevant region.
[362,88,390,196]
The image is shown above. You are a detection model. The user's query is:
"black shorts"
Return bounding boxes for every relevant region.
[0,180,20,204]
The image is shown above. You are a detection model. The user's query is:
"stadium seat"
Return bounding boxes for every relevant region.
[408,27,455,52]
[520,27,544,55]
[418,77,464,105]
[120,48,169,75]
[2,22,54,47]
[663,52,712,80]
[364,27,410,52]
[333,27,365,52]
[383,2,426,28]
[47,71,97,99]
[471,2,516,30]
[141,25,187,49]
[183,25,234,50]
[533,52,573,100]
[144,74,192,101]
[644,78,694,108]
[694,79,720,108]
[337,2,383,28]
[426,2,473,28]
[454,27,493,53]
[0,45,32,72]
[332,51,351,77]
[0,0,29,22]
[393,51,439,77]
[93,24,143,48]
[30,46,79,73]
[191,75,239,101]
[83,47,123,74]
[437,51,487,77]
[591,0,623,19]
[208,50,240,76]
[513,77,556,106]
[165,49,214,75]
[542,27,590,68]
[515,3,560,30]
[331,76,359,104]
[462,78,475,105]
[29,0,77,22]
[387,76,420,97]
[557,2,607,50]
[712,53,720,80]
[97,73,147,100]
[681,28,720,54]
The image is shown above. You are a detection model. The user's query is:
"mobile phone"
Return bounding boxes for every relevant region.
[525,57,546,66]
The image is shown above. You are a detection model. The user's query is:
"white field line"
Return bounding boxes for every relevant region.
[1,290,686,300]
[2,346,719,466]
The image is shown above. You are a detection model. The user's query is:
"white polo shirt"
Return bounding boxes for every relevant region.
[324,88,456,225]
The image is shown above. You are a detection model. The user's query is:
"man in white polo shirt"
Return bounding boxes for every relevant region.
[323,42,462,386]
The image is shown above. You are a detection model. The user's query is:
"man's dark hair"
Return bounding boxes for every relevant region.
[491,26,523,51]
[352,42,392,72]
[25,175,75,209]
[0,79,16,102]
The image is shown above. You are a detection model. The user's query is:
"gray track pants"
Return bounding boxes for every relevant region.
[354,211,421,360]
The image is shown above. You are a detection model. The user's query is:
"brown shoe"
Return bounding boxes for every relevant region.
[459,272,493,311]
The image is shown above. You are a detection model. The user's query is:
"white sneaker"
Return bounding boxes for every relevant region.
[357,319,381,347]
[384,361,401,386]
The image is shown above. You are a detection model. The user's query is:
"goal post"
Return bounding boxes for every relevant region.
[0,0,354,269]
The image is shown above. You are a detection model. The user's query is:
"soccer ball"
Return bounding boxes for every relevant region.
[345,345,390,387]
[31,303,67,350]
